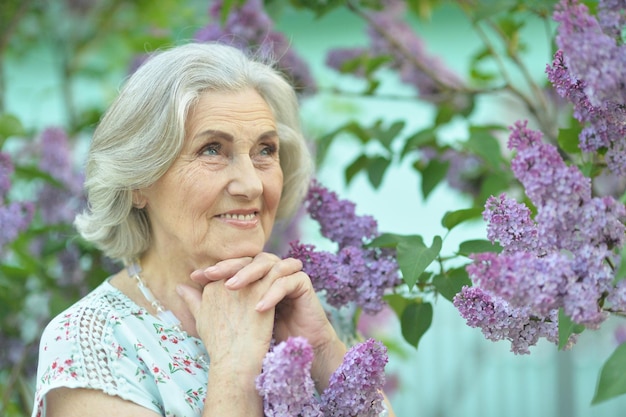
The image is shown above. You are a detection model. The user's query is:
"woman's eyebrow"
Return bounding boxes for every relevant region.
[194,129,233,142]
[194,129,279,141]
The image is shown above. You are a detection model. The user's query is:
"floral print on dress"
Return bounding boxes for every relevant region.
[32,280,210,417]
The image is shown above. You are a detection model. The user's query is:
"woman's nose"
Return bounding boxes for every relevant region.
[226,155,263,199]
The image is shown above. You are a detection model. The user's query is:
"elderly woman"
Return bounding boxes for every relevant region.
[32,43,394,417]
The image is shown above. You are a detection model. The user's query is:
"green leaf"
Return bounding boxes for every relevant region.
[343,121,371,144]
[14,164,64,187]
[366,156,391,189]
[558,308,585,350]
[441,207,483,231]
[377,121,404,151]
[557,127,582,154]
[368,233,424,249]
[315,127,342,165]
[458,239,503,256]
[345,154,368,185]
[384,293,411,319]
[592,343,626,404]
[397,236,442,289]
[219,0,236,24]
[465,126,505,169]
[614,245,626,283]
[364,55,392,76]
[416,159,449,199]
[0,114,25,145]
[434,103,456,126]
[400,128,437,159]
[432,267,471,301]
[401,302,433,348]
[478,174,510,205]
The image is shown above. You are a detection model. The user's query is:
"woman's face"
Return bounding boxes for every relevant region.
[138,88,283,265]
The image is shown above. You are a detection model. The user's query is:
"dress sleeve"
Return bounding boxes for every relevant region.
[31,296,163,417]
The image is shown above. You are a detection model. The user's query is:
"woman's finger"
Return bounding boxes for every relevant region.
[254,271,310,312]
[189,257,254,285]
[227,256,303,290]
[175,283,203,318]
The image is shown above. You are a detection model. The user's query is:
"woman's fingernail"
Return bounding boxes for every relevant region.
[190,270,205,280]
[225,276,239,288]
[255,301,265,311]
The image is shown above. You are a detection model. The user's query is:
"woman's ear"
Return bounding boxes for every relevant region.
[132,190,147,209]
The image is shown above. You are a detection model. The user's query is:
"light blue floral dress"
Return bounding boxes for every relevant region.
[32,280,209,417]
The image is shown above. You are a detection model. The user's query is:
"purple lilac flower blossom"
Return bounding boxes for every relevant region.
[287,181,400,314]
[484,194,538,253]
[194,0,315,94]
[288,242,399,314]
[325,47,369,76]
[256,337,322,417]
[320,338,388,417]
[0,152,13,198]
[460,121,626,352]
[305,179,378,249]
[441,149,483,197]
[466,251,572,317]
[453,286,568,354]
[0,151,34,254]
[546,0,626,175]
[0,201,35,254]
[608,280,626,312]
[36,127,85,225]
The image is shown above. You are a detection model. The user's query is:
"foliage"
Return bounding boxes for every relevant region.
[1,0,626,415]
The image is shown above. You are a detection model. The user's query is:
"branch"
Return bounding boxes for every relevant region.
[484,18,557,139]
[345,0,476,99]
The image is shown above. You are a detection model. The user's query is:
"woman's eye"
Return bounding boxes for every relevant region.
[259,144,278,157]
[201,143,221,156]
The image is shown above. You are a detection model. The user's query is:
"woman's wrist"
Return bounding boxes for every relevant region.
[310,336,347,392]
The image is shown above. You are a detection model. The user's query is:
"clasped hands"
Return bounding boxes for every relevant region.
[176,253,345,387]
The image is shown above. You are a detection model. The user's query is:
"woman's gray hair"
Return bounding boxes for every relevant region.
[74,42,313,264]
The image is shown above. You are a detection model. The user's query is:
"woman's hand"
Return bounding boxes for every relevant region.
[190,253,347,389]
[176,269,275,377]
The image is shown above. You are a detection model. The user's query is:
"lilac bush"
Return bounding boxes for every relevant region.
[547,0,626,175]
[455,120,626,352]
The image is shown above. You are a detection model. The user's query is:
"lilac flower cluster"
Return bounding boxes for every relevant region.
[194,0,315,94]
[454,121,626,353]
[287,180,400,314]
[256,337,321,417]
[32,127,87,288]
[0,152,34,255]
[320,338,387,417]
[36,127,85,224]
[256,337,388,417]
[325,0,467,109]
[546,0,626,175]
[453,286,561,355]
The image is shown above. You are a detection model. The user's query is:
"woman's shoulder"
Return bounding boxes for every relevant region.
[40,280,146,351]
[33,281,164,417]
